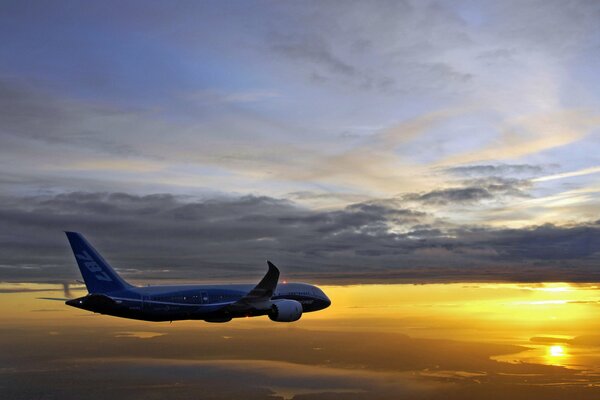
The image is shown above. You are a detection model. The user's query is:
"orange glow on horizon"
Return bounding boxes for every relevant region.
[3,281,600,370]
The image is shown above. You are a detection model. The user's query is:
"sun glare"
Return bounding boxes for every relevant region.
[549,345,565,357]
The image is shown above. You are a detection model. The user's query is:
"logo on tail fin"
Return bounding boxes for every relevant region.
[76,251,112,282]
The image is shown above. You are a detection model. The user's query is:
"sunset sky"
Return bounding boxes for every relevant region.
[1,0,600,284]
[1,1,600,399]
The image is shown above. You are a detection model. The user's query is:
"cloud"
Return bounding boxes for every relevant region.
[270,33,358,77]
[444,164,545,177]
[404,177,530,205]
[438,110,600,165]
[1,191,599,284]
[406,187,492,205]
[0,76,596,214]
[470,223,600,261]
[532,166,600,183]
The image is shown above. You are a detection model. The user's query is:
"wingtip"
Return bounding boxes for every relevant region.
[266,260,279,271]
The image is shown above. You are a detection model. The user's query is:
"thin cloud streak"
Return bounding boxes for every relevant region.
[533,166,600,183]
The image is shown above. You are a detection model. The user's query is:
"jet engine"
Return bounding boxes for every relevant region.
[269,299,302,322]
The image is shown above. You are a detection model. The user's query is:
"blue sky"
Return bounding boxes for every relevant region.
[1,0,599,282]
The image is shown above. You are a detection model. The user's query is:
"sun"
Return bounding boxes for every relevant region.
[549,345,565,357]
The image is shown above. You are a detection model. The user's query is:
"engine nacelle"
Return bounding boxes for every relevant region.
[269,299,303,322]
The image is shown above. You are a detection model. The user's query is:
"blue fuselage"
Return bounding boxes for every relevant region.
[67,282,331,322]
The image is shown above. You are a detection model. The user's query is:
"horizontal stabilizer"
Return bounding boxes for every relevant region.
[37,297,70,301]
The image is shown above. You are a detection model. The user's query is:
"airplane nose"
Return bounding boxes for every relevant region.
[322,295,331,309]
[65,298,84,308]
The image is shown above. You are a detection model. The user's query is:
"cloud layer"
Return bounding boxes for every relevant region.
[1,191,599,284]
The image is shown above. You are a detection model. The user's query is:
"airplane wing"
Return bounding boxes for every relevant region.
[224,261,280,314]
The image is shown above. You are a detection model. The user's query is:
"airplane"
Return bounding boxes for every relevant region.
[59,232,331,323]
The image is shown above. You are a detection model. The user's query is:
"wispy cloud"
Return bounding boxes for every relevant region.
[533,166,600,183]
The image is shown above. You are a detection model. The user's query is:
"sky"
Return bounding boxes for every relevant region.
[2,0,600,285]
[2,1,600,399]
[1,0,600,284]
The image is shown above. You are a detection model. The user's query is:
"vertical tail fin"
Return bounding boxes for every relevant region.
[65,232,131,294]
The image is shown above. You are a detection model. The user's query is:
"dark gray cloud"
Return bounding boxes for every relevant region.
[405,187,492,204]
[0,191,599,285]
[404,177,530,205]
[468,223,600,261]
